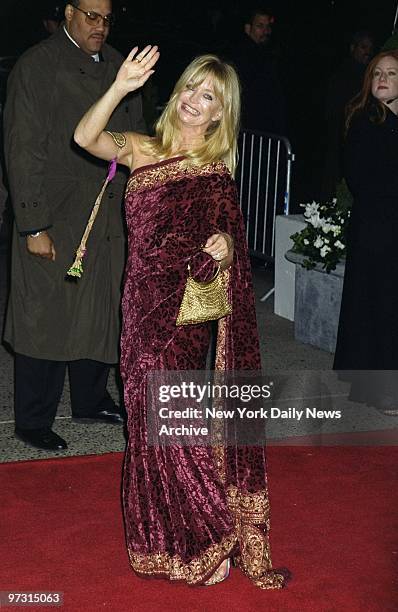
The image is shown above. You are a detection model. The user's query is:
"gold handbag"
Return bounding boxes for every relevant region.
[176,263,232,326]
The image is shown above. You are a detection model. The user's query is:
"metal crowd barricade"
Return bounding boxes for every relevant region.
[235,130,295,301]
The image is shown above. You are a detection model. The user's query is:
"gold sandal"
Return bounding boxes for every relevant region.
[204,559,230,586]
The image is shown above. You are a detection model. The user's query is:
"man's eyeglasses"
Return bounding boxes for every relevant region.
[73,6,115,28]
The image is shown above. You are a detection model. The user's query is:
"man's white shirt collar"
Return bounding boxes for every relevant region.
[63,25,100,62]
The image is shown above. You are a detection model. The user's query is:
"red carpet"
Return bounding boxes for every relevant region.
[1,447,397,612]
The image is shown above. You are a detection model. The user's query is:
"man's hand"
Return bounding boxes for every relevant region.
[26,231,56,261]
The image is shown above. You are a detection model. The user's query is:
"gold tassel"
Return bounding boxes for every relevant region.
[66,177,109,278]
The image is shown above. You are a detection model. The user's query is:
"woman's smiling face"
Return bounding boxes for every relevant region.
[176,76,222,134]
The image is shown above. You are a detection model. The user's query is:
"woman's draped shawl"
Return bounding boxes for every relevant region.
[120,157,285,588]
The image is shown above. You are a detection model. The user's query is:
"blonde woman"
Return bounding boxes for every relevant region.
[75,47,284,589]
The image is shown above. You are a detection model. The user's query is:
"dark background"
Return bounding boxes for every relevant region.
[0,0,397,205]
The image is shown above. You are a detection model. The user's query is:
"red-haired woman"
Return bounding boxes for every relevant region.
[334,50,398,415]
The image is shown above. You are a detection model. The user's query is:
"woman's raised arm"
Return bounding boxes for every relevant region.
[74,45,159,168]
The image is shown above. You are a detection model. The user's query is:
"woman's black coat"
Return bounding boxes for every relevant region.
[334,108,398,369]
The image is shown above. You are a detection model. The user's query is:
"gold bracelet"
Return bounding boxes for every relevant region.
[105,130,127,148]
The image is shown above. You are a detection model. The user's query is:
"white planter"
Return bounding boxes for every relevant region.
[285,250,345,353]
[274,214,306,321]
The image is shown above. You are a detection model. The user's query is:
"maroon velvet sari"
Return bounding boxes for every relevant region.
[120,157,284,588]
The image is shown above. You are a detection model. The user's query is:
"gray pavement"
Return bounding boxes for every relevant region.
[0,244,396,462]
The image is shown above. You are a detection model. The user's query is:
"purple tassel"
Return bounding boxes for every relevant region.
[107,157,117,181]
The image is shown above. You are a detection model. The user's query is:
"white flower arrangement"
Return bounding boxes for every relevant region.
[290,183,352,273]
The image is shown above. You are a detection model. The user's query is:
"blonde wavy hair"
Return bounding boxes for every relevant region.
[140,54,241,174]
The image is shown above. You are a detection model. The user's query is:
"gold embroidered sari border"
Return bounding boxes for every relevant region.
[128,484,284,589]
[227,485,271,525]
[127,531,237,585]
[126,160,229,193]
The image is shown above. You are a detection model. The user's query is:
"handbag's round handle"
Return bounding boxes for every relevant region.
[187,262,221,281]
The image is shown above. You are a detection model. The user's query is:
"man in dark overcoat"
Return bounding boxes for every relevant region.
[231,7,286,135]
[3,0,146,450]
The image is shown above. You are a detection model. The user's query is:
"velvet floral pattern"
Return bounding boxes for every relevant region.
[120,158,284,588]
